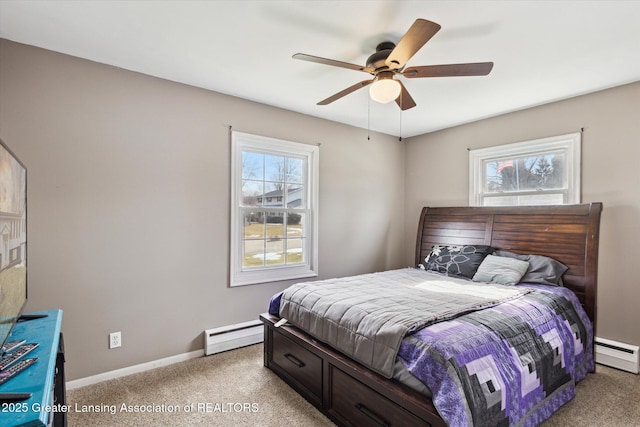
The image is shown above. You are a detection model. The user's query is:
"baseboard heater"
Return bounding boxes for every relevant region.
[204,320,263,356]
[595,337,639,374]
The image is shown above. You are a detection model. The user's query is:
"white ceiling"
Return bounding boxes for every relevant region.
[1,1,639,138]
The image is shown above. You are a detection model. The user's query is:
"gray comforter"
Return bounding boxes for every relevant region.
[278,268,530,378]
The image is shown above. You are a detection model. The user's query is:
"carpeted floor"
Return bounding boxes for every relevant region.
[67,344,332,426]
[67,343,640,426]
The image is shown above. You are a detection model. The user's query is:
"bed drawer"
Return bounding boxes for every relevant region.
[329,366,430,427]
[270,328,323,402]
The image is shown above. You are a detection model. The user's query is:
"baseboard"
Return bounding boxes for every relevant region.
[66,349,205,390]
[595,337,639,374]
[204,319,263,356]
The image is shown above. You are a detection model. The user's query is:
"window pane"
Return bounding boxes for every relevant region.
[263,181,285,207]
[287,212,304,238]
[242,151,263,180]
[484,152,565,194]
[243,211,264,239]
[286,238,304,264]
[286,185,304,208]
[265,214,284,238]
[241,180,263,207]
[265,240,285,265]
[286,157,304,184]
[265,154,286,183]
[242,240,265,268]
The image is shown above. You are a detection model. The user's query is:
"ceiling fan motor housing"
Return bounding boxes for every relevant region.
[367,41,397,71]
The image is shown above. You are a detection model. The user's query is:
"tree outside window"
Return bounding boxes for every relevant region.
[469,133,580,206]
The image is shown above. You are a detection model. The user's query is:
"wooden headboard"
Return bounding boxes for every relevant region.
[415,204,603,325]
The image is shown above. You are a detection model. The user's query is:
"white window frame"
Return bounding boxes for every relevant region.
[230,131,319,286]
[469,132,581,206]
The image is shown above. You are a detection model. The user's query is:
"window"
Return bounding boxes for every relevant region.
[230,131,319,286]
[469,132,580,206]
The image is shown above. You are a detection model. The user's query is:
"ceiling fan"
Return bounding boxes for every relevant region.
[293,19,494,110]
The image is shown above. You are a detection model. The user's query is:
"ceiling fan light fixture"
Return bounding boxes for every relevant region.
[369,74,401,104]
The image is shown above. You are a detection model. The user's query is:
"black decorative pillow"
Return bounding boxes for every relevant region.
[494,250,569,286]
[422,245,495,279]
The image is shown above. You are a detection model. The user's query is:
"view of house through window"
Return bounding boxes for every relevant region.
[231,131,318,286]
[469,133,580,206]
[241,151,306,267]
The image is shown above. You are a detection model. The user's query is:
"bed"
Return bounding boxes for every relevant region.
[260,203,602,427]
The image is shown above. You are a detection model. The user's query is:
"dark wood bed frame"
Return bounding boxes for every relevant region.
[261,203,603,427]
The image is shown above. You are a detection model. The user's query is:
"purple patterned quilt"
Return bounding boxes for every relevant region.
[269,282,593,426]
[398,284,593,426]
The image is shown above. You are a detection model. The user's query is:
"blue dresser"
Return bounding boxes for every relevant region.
[0,310,65,427]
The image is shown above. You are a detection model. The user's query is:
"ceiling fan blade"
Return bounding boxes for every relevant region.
[395,81,417,111]
[293,53,374,73]
[385,19,441,70]
[403,62,494,78]
[317,80,373,105]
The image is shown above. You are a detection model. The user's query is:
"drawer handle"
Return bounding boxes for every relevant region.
[284,353,306,368]
[355,403,389,427]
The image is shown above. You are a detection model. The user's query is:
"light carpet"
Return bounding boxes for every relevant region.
[67,343,640,426]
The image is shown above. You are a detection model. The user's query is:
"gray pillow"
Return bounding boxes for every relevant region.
[494,250,568,286]
[472,254,530,285]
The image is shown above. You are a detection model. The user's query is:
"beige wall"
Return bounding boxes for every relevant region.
[0,40,406,380]
[404,81,640,347]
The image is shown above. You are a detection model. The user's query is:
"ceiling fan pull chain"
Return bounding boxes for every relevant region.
[398,92,403,142]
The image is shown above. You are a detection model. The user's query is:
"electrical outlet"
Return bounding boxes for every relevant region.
[109,331,122,349]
